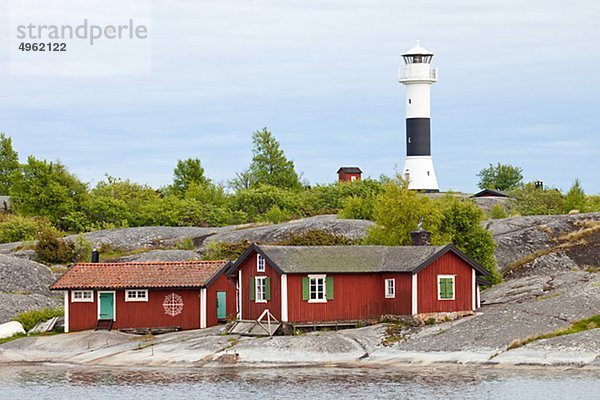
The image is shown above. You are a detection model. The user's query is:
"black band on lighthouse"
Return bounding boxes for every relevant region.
[406,118,431,156]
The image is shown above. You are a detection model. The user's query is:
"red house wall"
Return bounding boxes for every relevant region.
[206,273,237,327]
[417,252,473,313]
[286,273,412,322]
[67,289,201,332]
[67,292,97,332]
[239,250,282,321]
[338,172,361,182]
[381,273,412,316]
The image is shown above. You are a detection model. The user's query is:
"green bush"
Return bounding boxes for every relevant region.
[509,183,565,215]
[0,214,49,243]
[175,237,194,250]
[338,196,376,220]
[488,203,508,219]
[203,240,250,261]
[262,205,292,224]
[34,228,75,264]
[13,307,64,332]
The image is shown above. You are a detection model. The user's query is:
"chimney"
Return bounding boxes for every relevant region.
[535,180,544,190]
[91,249,100,263]
[410,229,431,246]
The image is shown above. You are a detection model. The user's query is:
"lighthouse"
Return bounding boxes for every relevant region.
[399,41,439,192]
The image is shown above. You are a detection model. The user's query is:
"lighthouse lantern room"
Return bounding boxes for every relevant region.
[399,41,439,192]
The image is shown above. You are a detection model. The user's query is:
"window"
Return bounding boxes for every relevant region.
[125,289,148,302]
[255,277,267,303]
[257,254,265,272]
[438,275,455,300]
[385,279,395,298]
[350,176,357,181]
[72,290,93,303]
[309,275,326,303]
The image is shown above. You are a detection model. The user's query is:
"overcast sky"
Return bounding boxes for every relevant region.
[0,0,598,193]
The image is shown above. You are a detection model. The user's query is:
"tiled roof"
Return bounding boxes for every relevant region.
[50,260,230,290]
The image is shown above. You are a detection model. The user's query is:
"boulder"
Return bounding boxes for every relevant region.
[0,321,25,339]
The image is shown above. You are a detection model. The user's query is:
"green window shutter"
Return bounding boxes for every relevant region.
[326,276,334,300]
[250,277,255,301]
[302,277,309,301]
[265,277,271,301]
[439,279,446,298]
[448,279,454,297]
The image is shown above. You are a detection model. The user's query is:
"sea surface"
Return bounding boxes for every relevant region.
[0,364,598,400]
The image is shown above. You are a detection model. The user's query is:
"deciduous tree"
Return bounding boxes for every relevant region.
[0,133,20,195]
[477,163,523,191]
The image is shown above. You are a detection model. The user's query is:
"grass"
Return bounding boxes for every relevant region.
[536,292,560,301]
[0,331,60,345]
[13,307,64,332]
[555,220,600,243]
[507,314,600,350]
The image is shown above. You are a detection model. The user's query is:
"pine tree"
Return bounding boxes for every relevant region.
[0,133,20,195]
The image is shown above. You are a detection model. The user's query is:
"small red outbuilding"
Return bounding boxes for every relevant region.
[50,260,235,332]
[228,244,489,323]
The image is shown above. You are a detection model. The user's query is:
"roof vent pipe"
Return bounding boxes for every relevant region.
[91,249,100,263]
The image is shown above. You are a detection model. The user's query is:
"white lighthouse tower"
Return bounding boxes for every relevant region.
[399,41,439,192]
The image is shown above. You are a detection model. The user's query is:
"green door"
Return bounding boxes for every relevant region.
[99,292,114,320]
[216,291,227,320]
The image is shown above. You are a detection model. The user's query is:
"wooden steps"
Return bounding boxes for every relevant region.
[95,319,114,331]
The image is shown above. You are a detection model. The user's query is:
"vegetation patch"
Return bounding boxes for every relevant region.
[277,229,356,246]
[13,307,64,332]
[507,314,600,350]
[381,321,411,346]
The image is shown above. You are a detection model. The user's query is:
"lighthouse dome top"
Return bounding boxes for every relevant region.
[402,40,434,56]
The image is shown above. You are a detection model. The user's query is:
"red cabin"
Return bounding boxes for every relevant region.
[337,167,362,182]
[228,244,489,323]
[50,260,236,332]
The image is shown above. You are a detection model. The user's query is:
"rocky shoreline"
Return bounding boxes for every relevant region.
[0,323,598,369]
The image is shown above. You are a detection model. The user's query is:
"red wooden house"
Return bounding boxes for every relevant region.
[50,260,235,332]
[337,167,362,182]
[228,244,489,323]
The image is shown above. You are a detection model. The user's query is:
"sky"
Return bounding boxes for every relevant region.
[0,0,598,193]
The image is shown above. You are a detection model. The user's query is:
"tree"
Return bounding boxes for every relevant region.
[0,133,20,195]
[477,163,523,191]
[435,196,501,283]
[365,180,443,246]
[366,181,501,284]
[249,128,302,190]
[171,158,208,195]
[9,156,89,231]
[563,179,587,213]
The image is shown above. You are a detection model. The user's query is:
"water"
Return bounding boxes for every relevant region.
[0,365,598,400]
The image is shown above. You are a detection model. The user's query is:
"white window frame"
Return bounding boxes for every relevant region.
[255,276,267,303]
[71,290,94,303]
[437,275,456,301]
[308,274,327,304]
[257,254,265,272]
[125,289,149,302]
[385,279,396,299]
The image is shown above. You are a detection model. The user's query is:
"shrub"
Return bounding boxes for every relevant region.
[509,182,565,215]
[13,307,64,332]
[488,203,508,219]
[0,214,49,243]
[338,196,376,220]
[262,205,292,224]
[176,237,195,250]
[34,228,75,264]
[203,240,251,261]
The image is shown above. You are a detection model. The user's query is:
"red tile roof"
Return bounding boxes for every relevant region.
[50,260,230,290]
